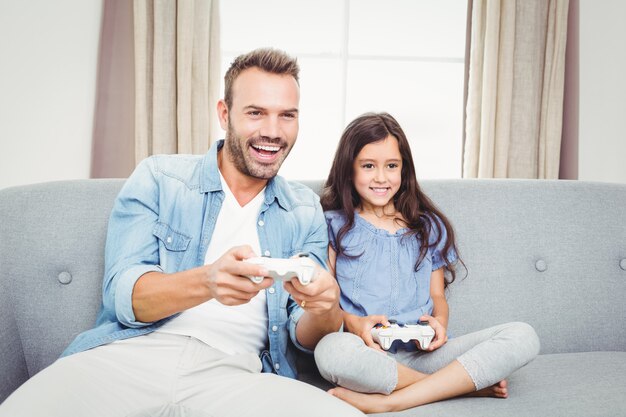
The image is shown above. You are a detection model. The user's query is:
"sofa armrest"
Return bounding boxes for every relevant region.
[0,287,28,404]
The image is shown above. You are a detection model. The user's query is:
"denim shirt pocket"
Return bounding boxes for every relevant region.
[153,222,192,271]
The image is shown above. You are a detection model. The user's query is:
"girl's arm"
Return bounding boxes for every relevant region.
[420,267,449,351]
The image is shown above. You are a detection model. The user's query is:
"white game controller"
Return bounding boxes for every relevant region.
[243,255,317,285]
[371,321,436,350]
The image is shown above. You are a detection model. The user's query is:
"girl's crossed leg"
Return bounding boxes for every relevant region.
[315,322,540,413]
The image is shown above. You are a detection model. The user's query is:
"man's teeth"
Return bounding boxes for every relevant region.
[253,144,280,152]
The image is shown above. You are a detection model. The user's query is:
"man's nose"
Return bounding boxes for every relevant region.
[259,115,280,140]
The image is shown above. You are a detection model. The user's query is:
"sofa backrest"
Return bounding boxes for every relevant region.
[1,179,625,394]
[415,180,626,355]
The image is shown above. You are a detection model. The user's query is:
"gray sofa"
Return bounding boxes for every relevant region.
[1,179,625,416]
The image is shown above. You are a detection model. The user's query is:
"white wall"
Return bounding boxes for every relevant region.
[0,0,103,189]
[579,0,626,183]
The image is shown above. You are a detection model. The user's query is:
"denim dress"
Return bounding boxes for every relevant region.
[325,210,456,327]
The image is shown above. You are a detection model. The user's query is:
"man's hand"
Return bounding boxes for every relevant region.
[204,245,273,306]
[283,265,340,316]
[284,264,343,349]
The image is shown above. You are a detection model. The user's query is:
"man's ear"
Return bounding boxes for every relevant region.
[217,99,229,131]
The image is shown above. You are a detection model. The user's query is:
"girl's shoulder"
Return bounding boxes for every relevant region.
[324,209,348,226]
[419,212,454,250]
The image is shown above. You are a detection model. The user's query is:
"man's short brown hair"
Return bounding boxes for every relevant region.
[223,48,300,109]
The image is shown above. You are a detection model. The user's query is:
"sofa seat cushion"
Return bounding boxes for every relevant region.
[368,351,626,416]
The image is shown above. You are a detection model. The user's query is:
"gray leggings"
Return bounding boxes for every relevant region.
[314,322,540,395]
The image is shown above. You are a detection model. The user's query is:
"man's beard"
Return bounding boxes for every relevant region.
[225,121,291,180]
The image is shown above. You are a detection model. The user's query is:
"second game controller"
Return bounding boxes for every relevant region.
[371,321,436,350]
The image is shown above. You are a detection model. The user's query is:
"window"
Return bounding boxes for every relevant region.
[220,0,467,180]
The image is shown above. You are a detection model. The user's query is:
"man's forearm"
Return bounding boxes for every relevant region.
[132,268,211,323]
[295,306,343,350]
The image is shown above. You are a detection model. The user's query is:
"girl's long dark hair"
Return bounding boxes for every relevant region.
[321,112,462,288]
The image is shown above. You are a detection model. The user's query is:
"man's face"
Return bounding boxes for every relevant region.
[219,67,300,180]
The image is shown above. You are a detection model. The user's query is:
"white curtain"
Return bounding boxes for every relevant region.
[463,0,569,179]
[134,0,221,163]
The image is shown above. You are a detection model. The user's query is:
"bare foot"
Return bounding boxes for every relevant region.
[468,380,508,398]
[328,387,394,414]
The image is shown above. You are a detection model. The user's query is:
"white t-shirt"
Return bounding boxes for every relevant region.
[156,173,269,355]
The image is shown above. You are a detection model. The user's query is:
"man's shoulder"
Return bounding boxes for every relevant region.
[141,154,207,188]
[271,176,321,207]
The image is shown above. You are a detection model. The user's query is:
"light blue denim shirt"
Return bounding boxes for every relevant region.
[62,140,329,379]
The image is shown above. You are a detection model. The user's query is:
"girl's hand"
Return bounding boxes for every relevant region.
[344,313,390,351]
[418,314,448,351]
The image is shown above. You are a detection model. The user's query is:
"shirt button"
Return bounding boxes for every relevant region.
[166,236,173,243]
[272,325,278,332]
[274,363,280,370]
[264,250,270,256]
[258,220,265,227]
[268,287,275,294]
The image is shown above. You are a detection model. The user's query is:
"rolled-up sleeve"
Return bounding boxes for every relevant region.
[287,198,331,352]
[100,158,163,328]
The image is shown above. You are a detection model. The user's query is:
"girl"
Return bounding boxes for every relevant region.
[314,112,540,413]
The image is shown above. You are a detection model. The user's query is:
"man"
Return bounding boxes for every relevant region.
[0,49,363,416]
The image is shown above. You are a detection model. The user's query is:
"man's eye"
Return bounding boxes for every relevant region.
[248,111,262,116]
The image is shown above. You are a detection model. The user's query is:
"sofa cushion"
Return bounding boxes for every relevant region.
[364,352,626,416]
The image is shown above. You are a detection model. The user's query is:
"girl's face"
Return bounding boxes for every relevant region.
[352,135,403,212]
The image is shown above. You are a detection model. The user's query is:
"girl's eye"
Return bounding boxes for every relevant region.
[362,163,374,169]
[388,163,399,169]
